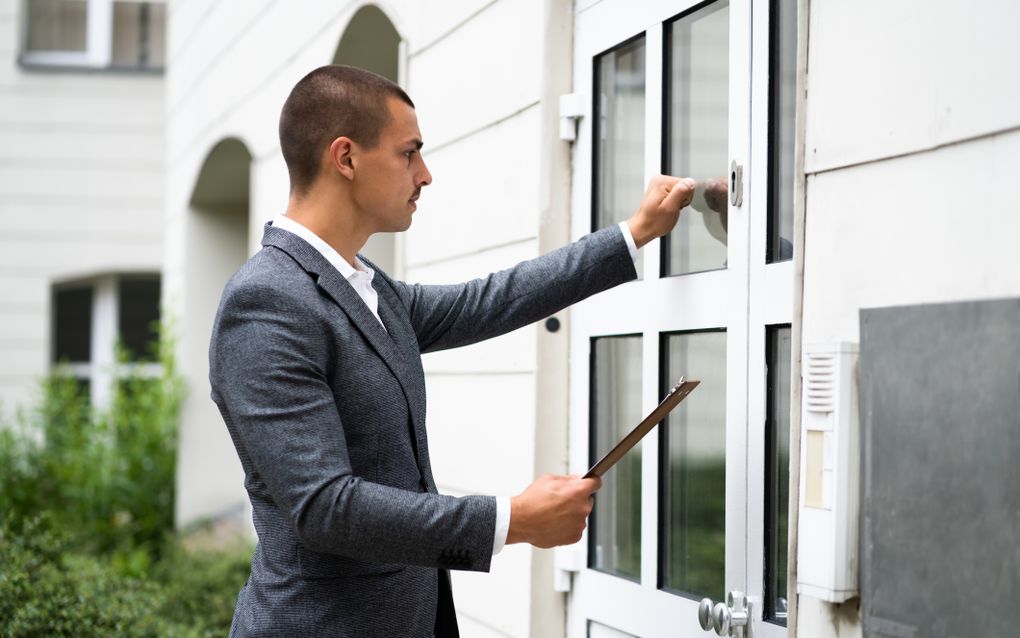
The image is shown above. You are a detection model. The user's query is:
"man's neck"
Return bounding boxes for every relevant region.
[284,192,369,267]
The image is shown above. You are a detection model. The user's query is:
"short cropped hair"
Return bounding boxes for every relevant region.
[279,65,414,196]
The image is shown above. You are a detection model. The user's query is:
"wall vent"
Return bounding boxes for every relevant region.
[805,351,837,413]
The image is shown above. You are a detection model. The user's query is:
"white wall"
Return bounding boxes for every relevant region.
[403,3,554,633]
[798,1,1020,636]
[0,0,164,416]
[165,1,570,635]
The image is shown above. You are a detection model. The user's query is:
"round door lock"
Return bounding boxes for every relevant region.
[712,602,732,636]
[697,598,715,631]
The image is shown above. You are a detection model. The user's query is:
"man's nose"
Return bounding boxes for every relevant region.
[417,157,432,187]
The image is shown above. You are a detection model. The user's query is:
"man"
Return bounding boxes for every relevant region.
[209,65,694,637]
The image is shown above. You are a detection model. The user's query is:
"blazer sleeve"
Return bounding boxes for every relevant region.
[390,224,637,353]
[209,273,497,572]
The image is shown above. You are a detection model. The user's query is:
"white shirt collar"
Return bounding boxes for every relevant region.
[270,213,374,282]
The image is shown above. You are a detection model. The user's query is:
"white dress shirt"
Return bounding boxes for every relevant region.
[272,214,385,329]
[270,214,640,557]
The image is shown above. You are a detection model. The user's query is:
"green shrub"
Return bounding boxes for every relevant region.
[0,516,251,638]
[0,329,250,637]
[0,332,182,556]
[150,541,252,635]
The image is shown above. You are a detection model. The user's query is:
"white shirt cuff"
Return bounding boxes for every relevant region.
[492,496,511,555]
[617,221,640,264]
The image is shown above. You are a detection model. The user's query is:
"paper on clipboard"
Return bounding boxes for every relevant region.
[584,376,700,479]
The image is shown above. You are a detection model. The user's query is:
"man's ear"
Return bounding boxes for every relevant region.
[328,137,356,181]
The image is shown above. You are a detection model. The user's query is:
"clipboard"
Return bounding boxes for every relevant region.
[584,376,700,479]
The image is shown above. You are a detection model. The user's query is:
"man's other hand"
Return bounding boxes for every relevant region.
[506,474,602,548]
[627,175,696,248]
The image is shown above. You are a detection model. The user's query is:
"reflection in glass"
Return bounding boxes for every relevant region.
[594,37,646,275]
[766,326,792,624]
[26,0,88,52]
[768,0,796,262]
[664,1,730,276]
[662,331,726,598]
[590,335,643,580]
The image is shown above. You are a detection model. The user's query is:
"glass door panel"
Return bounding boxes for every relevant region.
[590,335,644,580]
[594,36,647,276]
[768,0,797,263]
[765,326,792,624]
[661,330,727,599]
[663,1,730,276]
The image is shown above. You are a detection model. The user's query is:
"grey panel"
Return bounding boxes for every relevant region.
[860,298,1020,638]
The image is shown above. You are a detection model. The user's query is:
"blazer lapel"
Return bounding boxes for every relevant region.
[374,278,437,492]
[261,223,435,490]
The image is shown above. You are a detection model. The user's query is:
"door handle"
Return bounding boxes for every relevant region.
[697,591,752,637]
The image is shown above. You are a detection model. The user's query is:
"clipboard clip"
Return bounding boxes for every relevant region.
[667,376,687,397]
[583,375,699,479]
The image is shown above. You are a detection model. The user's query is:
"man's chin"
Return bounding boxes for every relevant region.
[390,217,413,233]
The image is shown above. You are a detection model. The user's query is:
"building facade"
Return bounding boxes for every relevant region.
[0,0,166,415]
[157,1,1020,638]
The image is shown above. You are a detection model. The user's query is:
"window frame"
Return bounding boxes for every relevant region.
[19,0,166,72]
[50,272,162,409]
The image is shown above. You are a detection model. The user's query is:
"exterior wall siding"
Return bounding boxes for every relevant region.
[0,0,164,415]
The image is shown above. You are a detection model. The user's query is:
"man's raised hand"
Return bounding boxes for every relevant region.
[626,175,697,248]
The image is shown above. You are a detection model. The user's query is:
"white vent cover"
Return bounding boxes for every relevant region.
[805,351,837,412]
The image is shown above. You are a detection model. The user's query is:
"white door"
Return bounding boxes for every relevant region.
[566,1,797,636]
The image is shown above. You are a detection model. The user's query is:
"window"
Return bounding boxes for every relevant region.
[118,276,161,361]
[767,0,797,262]
[589,335,644,580]
[660,329,727,599]
[53,285,93,364]
[764,325,792,624]
[51,274,161,408]
[22,0,166,70]
[663,0,730,276]
[593,35,646,276]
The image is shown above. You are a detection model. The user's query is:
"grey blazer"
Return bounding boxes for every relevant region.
[208,222,636,637]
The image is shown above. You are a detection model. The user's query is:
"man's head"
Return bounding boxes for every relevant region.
[279,65,415,196]
[279,65,431,233]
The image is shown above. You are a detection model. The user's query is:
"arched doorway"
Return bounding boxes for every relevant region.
[176,138,252,530]
[333,4,401,275]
